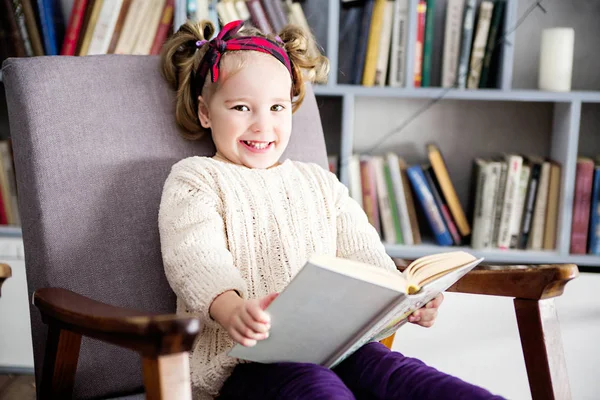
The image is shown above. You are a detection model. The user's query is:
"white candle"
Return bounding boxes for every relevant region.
[538,28,575,92]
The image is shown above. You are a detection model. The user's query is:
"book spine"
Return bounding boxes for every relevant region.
[466,1,493,89]
[509,164,530,248]
[60,0,88,55]
[247,0,273,34]
[353,0,376,84]
[481,162,501,248]
[529,161,550,250]
[362,0,386,87]
[1,0,27,57]
[413,0,426,87]
[88,0,125,55]
[399,159,422,243]
[543,162,561,250]
[387,153,413,245]
[338,4,364,84]
[349,155,363,209]
[425,166,461,245]
[456,0,476,89]
[259,0,282,32]
[479,0,505,88]
[12,0,34,56]
[360,157,381,237]
[373,156,396,243]
[384,162,404,244]
[36,0,58,55]
[388,0,409,87]
[149,0,174,55]
[374,1,395,87]
[421,0,436,87]
[470,160,486,249]
[518,161,540,249]
[570,159,594,254]
[427,144,470,236]
[235,0,251,22]
[588,166,600,254]
[406,165,453,246]
[491,161,507,247]
[497,155,522,250]
[441,0,465,87]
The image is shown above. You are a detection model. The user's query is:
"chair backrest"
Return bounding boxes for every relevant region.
[2,55,328,399]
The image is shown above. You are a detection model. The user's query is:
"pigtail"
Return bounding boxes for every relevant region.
[160,20,216,140]
[279,25,329,112]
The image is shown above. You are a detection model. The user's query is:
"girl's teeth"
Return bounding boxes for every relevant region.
[245,141,270,149]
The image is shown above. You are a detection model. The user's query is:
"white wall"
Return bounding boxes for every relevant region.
[0,238,33,371]
[392,272,600,400]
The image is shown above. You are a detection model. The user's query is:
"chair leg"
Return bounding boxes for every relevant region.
[39,324,82,400]
[514,298,571,400]
[142,352,192,400]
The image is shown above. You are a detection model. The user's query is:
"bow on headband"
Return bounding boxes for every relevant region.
[194,20,293,95]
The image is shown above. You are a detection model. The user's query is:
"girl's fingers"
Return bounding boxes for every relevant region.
[419,309,438,322]
[246,300,271,325]
[240,307,271,334]
[229,328,258,347]
[427,294,444,309]
[232,313,270,341]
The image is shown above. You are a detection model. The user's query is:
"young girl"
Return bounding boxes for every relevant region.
[158,19,504,400]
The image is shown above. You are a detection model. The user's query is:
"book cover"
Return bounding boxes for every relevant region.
[228,252,484,367]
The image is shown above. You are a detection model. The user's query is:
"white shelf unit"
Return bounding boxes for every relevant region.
[312,0,600,267]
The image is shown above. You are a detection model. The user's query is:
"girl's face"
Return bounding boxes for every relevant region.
[198,52,293,169]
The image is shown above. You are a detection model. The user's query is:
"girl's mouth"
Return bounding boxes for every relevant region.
[241,140,274,152]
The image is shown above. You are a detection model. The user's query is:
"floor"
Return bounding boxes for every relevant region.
[0,374,35,400]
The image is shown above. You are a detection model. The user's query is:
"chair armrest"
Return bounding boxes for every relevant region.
[446,264,579,300]
[0,264,11,297]
[34,287,200,356]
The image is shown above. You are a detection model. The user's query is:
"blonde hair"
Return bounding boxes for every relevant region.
[160,21,329,140]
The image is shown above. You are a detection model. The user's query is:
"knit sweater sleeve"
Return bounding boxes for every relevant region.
[328,171,399,274]
[158,159,248,329]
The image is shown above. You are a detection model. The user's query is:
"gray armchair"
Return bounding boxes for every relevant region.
[2,54,328,400]
[2,55,578,400]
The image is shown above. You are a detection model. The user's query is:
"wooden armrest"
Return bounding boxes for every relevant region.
[446,264,579,300]
[0,264,11,297]
[34,288,200,356]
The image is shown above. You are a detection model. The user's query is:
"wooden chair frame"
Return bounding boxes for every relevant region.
[29,262,577,400]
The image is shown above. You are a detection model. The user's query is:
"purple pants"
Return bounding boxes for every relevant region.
[219,342,505,399]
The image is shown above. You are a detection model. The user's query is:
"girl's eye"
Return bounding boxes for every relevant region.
[233,105,249,111]
[271,104,284,112]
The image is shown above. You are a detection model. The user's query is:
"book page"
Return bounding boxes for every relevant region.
[327,257,483,368]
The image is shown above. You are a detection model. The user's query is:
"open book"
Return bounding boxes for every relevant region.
[228,251,484,368]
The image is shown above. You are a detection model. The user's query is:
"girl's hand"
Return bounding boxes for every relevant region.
[408,293,444,328]
[225,293,278,347]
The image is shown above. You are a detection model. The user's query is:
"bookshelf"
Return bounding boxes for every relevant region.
[309,0,600,268]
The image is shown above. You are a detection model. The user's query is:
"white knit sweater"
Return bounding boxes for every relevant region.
[158,156,398,399]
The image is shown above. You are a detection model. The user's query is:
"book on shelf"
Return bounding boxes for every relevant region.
[349,146,564,253]
[228,251,484,367]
